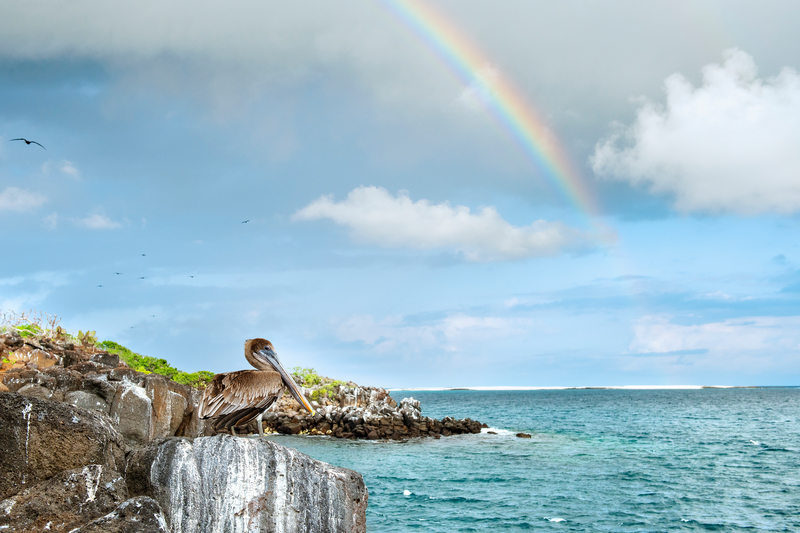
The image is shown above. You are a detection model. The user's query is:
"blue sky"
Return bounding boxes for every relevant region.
[1,1,799,386]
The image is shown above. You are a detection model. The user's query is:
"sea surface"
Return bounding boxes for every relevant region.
[267,388,800,532]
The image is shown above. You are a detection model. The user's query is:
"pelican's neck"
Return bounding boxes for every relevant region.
[244,338,276,371]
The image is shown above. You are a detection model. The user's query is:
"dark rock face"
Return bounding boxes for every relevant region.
[0,392,125,500]
[73,496,170,533]
[0,464,128,532]
[127,435,368,533]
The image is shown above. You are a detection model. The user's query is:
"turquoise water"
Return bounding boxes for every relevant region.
[267,389,800,531]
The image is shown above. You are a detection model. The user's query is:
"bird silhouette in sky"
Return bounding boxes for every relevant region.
[10,138,46,149]
[141,253,146,256]
[138,276,146,280]
[97,285,103,288]
[114,272,123,275]
[242,220,250,224]
[189,275,194,278]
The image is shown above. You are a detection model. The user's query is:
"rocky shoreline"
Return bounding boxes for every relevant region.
[0,325,488,531]
[0,328,486,443]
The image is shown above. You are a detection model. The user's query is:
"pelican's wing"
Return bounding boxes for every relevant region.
[9,138,25,141]
[198,369,283,419]
[30,141,46,150]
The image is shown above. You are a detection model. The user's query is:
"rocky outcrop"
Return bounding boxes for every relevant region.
[73,496,170,533]
[257,392,484,440]
[127,435,368,533]
[0,464,128,531]
[0,327,372,532]
[1,334,213,449]
[0,392,125,500]
[0,328,484,443]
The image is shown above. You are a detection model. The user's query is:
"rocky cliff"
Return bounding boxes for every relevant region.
[0,328,368,532]
[0,393,367,532]
[0,327,485,443]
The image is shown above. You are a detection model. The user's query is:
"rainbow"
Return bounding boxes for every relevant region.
[378,0,599,217]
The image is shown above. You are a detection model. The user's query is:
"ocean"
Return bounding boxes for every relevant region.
[267,388,800,532]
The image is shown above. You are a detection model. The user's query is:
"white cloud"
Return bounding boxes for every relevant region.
[73,214,122,229]
[60,160,80,179]
[0,187,47,212]
[628,315,800,355]
[592,49,800,214]
[335,313,533,353]
[457,64,499,111]
[293,186,593,261]
[43,212,58,230]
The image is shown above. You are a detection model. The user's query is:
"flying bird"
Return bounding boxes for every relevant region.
[188,275,194,278]
[10,138,46,150]
[241,220,250,224]
[138,276,146,280]
[97,285,103,288]
[115,272,123,275]
[141,254,146,256]
[198,338,315,437]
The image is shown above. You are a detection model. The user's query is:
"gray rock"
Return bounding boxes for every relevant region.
[0,464,128,531]
[73,496,170,533]
[17,383,61,402]
[126,435,367,533]
[109,382,154,447]
[66,390,111,414]
[90,351,120,368]
[82,375,119,404]
[0,392,125,500]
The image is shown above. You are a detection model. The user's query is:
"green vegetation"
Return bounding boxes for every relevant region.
[290,366,346,401]
[77,330,98,347]
[98,340,214,388]
[311,380,345,402]
[15,324,43,338]
[291,367,323,387]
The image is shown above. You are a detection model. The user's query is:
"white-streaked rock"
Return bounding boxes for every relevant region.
[127,435,367,533]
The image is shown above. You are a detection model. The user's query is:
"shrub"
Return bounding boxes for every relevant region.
[97,340,214,388]
[291,367,323,387]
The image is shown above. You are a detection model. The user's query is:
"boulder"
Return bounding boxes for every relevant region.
[109,382,154,447]
[66,390,111,414]
[0,464,128,531]
[73,496,170,533]
[17,383,61,402]
[90,352,120,368]
[0,392,125,500]
[126,435,367,533]
[144,375,188,439]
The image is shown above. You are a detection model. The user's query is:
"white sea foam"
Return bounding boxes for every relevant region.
[545,517,566,522]
[481,427,514,436]
[403,490,411,496]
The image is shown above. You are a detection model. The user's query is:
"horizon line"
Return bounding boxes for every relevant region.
[386,385,795,391]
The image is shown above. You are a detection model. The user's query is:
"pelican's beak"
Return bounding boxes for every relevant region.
[262,348,316,416]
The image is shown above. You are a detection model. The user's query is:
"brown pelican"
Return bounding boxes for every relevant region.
[198,338,315,437]
[10,138,46,149]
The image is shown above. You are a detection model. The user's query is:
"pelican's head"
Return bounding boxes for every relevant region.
[245,338,316,416]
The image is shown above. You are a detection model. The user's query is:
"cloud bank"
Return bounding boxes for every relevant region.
[592,49,800,214]
[73,214,121,229]
[629,315,800,355]
[0,187,46,212]
[293,186,592,261]
[335,313,533,353]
